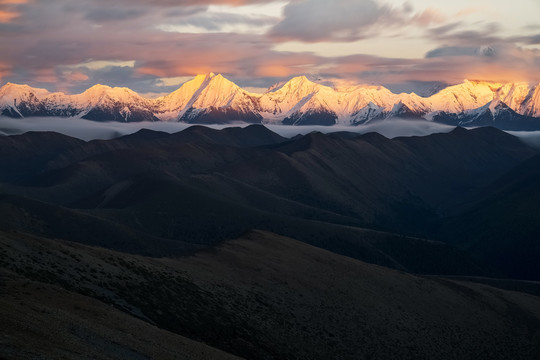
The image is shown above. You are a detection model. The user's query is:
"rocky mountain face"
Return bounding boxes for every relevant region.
[1,74,540,129]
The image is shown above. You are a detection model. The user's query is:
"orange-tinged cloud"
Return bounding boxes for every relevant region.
[0,0,28,22]
[31,68,58,83]
[457,7,480,17]
[254,65,298,78]
[412,8,445,26]
[358,56,539,85]
[137,65,219,78]
[0,62,12,82]
[64,71,89,81]
[127,0,274,5]
[1,0,538,93]
[0,10,19,22]
[0,0,29,4]
[326,62,371,75]
[462,64,531,84]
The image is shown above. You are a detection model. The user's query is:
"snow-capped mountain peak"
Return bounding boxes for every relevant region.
[1,74,539,129]
[80,84,140,100]
[427,79,503,113]
[67,85,152,121]
[78,84,114,105]
[156,73,218,118]
[496,82,540,118]
[0,82,51,100]
[271,76,321,97]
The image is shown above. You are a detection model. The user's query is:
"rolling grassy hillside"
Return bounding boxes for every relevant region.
[1,229,540,359]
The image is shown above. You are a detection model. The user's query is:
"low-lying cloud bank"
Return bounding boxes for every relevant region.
[508,131,540,149]
[0,116,457,140]
[1,116,539,148]
[267,120,457,139]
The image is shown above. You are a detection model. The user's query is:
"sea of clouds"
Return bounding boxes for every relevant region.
[1,116,539,148]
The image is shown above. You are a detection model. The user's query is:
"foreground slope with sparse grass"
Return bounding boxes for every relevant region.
[2,229,540,359]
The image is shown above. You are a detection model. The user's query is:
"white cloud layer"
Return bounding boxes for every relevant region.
[2,117,539,149]
[0,116,455,141]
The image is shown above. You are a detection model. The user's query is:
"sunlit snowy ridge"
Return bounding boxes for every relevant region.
[1,73,540,130]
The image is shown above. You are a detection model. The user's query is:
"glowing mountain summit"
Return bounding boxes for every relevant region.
[1,74,540,129]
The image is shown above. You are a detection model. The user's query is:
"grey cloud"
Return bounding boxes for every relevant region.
[89,0,273,7]
[84,8,146,22]
[428,22,462,36]
[320,43,540,84]
[231,76,285,90]
[426,46,478,58]
[58,66,161,94]
[383,81,449,97]
[269,0,390,42]
[141,0,273,5]
[165,6,209,18]
[429,23,503,46]
[523,24,540,31]
[1,0,539,93]
[517,34,540,45]
[66,2,207,24]
[425,46,497,58]
[401,1,413,13]
[268,0,462,43]
[0,22,23,33]
[477,46,497,57]
[177,12,278,31]
[89,0,277,7]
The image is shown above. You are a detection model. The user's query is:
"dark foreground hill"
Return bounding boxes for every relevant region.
[2,124,540,359]
[439,154,540,280]
[1,125,540,278]
[0,269,241,360]
[1,229,540,359]
[0,125,539,278]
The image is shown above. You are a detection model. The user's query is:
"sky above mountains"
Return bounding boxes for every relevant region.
[1,0,539,95]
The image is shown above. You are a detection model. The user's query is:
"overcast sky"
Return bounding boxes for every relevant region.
[1,0,539,94]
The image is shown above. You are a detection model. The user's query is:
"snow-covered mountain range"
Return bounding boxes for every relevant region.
[1,73,540,130]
